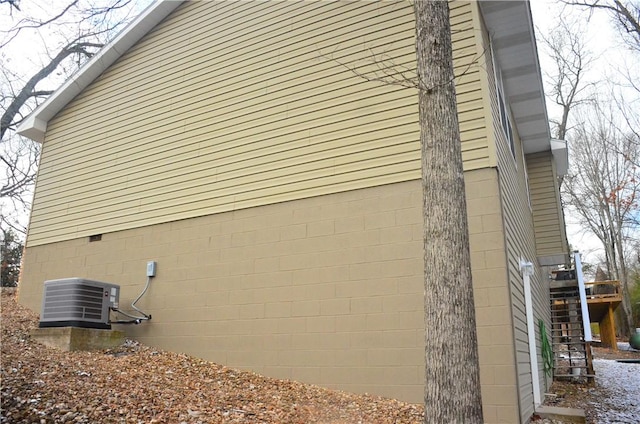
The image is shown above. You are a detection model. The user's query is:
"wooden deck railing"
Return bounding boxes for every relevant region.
[584,280,621,300]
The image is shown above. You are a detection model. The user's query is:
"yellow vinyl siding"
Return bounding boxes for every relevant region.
[28,0,488,247]
[485,36,550,423]
[526,151,568,258]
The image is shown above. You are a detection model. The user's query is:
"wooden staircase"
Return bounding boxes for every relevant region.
[549,276,595,381]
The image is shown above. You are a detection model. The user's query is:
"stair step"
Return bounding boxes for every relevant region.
[554,363,589,367]
[553,374,596,378]
[551,300,581,303]
[550,279,578,286]
[554,359,587,362]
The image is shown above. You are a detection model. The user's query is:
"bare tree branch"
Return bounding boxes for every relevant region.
[319,45,486,93]
[563,0,640,51]
[1,41,102,140]
[538,15,595,139]
[0,0,148,237]
[0,1,80,49]
[1,0,21,12]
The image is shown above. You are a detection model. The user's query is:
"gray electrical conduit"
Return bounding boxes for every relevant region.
[110,276,153,324]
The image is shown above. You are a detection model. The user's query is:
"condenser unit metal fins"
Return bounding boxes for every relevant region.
[39,278,120,329]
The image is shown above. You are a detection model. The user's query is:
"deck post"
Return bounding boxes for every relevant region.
[599,304,618,350]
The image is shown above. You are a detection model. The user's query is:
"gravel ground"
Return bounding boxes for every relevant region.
[543,345,640,424]
[588,357,640,423]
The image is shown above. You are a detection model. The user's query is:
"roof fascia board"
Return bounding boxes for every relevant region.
[550,138,569,177]
[16,0,184,143]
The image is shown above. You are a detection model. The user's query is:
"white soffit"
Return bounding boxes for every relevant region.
[479,0,552,154]
[16,0,184,143]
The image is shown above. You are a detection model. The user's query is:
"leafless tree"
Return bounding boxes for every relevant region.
[543,1,640,336]
[562,0,640,128]
[414,2,483,421]
[563,0,640,52]
[562,108,640,336]
[538,16,595,140]
[0,0,148,236]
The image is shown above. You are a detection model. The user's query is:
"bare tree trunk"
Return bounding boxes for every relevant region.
[414,2,483,422]
[613,214,634,336]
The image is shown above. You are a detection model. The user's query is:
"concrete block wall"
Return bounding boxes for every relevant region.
[466,168,519,423]
[20,169,517,419]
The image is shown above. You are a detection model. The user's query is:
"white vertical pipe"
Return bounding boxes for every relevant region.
[520,259,541,406]
[574,252,592,342]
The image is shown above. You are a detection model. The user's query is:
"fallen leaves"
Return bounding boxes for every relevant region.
[1,290,424,423]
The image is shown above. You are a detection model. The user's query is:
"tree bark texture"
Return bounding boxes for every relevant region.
[414,1,483,422]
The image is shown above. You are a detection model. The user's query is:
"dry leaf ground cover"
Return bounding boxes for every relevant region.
[1,289,423,423]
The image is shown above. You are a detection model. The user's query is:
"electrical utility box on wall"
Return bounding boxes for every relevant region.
[39,278,120,329]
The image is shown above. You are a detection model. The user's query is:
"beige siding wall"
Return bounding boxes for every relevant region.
[483,25,551,423]
[20,172,514,421]
[27,0,489,247]
[526,151,568,262]
[465,169,518,423]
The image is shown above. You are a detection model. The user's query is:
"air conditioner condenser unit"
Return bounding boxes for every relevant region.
[39,278,120,329]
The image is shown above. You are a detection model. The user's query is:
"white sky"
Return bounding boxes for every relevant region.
[530,0,639,267]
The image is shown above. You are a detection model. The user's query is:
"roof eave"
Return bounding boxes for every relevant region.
[16,0,184,143]
[479,0,552,154]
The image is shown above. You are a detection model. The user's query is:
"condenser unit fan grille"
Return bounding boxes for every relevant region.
[42,284,105,320]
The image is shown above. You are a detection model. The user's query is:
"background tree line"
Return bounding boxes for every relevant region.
[541,0,640,334]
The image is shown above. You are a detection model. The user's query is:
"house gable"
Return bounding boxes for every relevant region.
[24,1,489,247]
